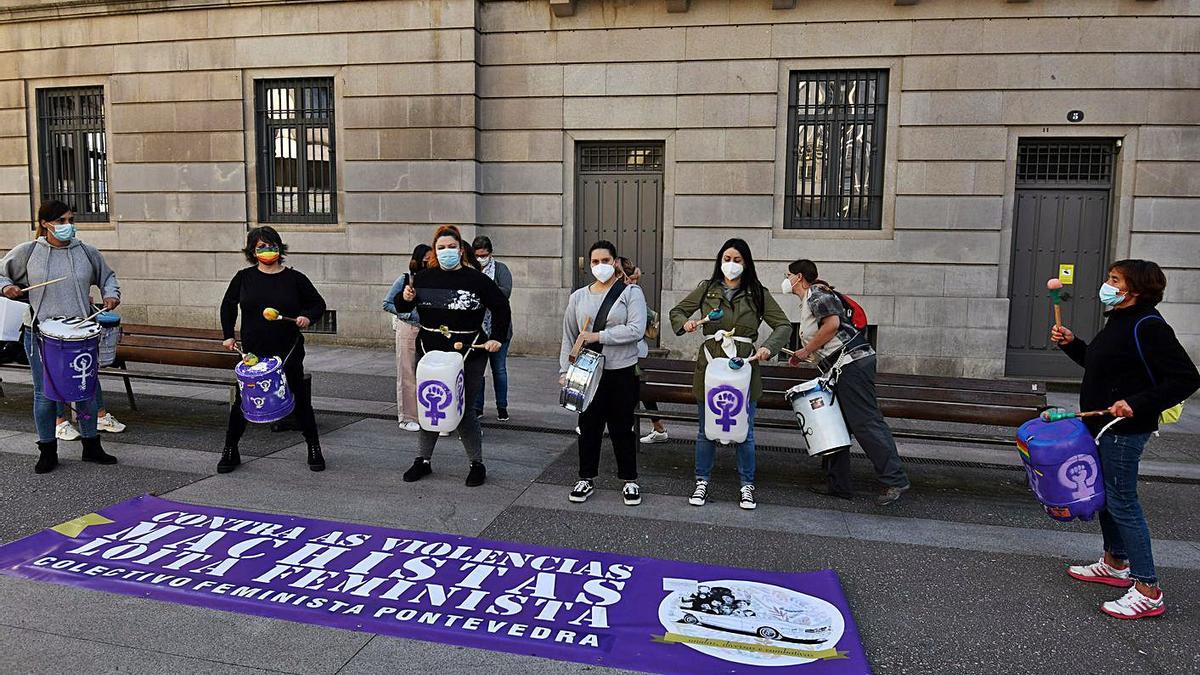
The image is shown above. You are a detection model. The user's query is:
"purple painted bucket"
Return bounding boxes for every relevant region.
[1016,417,1105,522]
[235,356,295,424]
[37,317,101,403]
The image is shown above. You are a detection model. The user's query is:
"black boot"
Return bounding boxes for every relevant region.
[403,458,431,482]
[217,446,241,474]
[35,440,58,474]
[80,436,117,465]
[306,438,325,472]
[465,461,486,487]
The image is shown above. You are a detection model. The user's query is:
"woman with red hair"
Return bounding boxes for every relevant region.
[392,225,511,487]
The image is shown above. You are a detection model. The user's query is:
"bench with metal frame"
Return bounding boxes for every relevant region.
[636,357,1048,446]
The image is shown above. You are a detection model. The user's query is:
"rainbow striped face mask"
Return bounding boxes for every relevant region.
[255,247,280,265]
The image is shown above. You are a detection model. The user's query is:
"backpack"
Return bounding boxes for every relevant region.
[835,291,869,331]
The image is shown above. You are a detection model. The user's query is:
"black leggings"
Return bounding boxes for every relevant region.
[226,355,317,447]
[578,365,639,480]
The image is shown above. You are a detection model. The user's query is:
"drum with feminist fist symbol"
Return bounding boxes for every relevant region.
[416,350,466,432]
[703,357,752,444]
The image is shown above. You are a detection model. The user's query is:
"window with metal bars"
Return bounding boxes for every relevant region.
[36,87,109,222]
[254,78,337,224]
[303,310,337,335]
[578,144,664,173]
[1016,140,1114,187]
[784,70,888,230]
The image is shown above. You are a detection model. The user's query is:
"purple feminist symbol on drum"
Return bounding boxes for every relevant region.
[455,371,465,416]
[418,381,453,424]
[706,385,744,432]
[1058,454,1100,500]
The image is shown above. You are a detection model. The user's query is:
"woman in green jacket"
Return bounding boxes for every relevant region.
[669,238,791,510]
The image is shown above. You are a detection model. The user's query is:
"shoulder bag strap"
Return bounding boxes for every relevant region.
[589,280,627,354]
[1132,314,1163,385]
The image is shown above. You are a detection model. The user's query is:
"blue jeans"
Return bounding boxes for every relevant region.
[474,339,510,411]
[23,328,99,443]
[1097,432,1156,584]
[695,401,757,486]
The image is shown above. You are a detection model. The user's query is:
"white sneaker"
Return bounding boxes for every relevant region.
[55,420,81,441]
[1067,558,1133,588]
[623,482,642,506]
[97,413,126,433]
[739,485,757,510]
[399,421,421,432]
[689,480,708,507]
[1101,585,1165,620]
[640,429,669,444]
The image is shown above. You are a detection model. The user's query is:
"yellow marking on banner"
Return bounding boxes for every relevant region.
[652,632,847,660]
[1058,264,1075,285]
[51,513,114,538]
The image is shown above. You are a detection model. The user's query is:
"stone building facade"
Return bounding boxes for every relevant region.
[1,0,1196,378]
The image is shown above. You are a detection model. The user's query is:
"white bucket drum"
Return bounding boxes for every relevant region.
[703,357,752,444]
[0,296,27,342]
[415,350,466,433]
[785,378,852,457]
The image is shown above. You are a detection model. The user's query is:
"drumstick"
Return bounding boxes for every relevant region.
[568,317,592,364]
[262,307,299,322]
[452,341,488,351]
[21,276,67,292]
[1040,408,1111,423]
[729,352,765,370]
[1047,279,1064,329]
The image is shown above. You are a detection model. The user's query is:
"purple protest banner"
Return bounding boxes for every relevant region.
[0,496,869,673]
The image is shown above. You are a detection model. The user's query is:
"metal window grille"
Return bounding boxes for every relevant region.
[303,310,337,335]
[254,78,337,224]
[578,143,663,173]
[785,70,888,230]
[1016,140,1114,187]
[36,87,109,222]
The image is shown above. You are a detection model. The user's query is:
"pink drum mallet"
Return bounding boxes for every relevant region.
[1047,278,1064,329]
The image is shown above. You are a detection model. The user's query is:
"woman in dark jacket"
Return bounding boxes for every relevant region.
[219,226,327,474]
[1052,259,1199,620]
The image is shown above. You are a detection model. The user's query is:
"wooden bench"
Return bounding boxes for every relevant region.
[636,357,1048,446]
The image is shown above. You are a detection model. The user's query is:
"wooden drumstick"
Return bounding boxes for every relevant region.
[1047,279,1064,329]
[20,276,67,292]
[453,341,488,351]
[568,317,592,364]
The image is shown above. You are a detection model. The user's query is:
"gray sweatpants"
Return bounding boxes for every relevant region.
[416,351,486,463]
[822,355,909,492]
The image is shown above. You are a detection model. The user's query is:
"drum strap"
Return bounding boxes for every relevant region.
[701,329,753,363]
[588,280,627,355]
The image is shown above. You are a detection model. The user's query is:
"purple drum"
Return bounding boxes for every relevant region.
[37,317,101,403]
[1016,417,1105,522]
[235,356,295,424]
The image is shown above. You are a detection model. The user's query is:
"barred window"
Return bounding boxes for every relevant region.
[36,87,109,222]
[254,78,337,224]
[785,70,888,230]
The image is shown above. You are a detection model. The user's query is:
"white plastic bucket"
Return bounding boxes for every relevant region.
[0,297,26,342]
[786,378,852,457]
[702,357,752,444]
[415,350,466,433]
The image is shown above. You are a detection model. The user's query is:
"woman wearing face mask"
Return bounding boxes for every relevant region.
[384,244,431,433]
[669,238,790,510]
[0,200,121,474]
[559,243,647,505]
[393,225,511,487]
[782,259,910,506]
[1051,260,1198,620]
[218,226,327,474]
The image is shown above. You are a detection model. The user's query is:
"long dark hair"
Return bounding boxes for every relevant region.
[409,244,431,274]
[708,238,765,320]
[243,226,288,264]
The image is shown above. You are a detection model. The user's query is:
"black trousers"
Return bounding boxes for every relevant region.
[821,355,909,492]
[226,354,317,447]
[578,365,639,481]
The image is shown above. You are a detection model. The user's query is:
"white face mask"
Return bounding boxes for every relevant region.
[780,276,798,295]
[721,261,744,281]
[592,263,615,284]
[477,256,491,266]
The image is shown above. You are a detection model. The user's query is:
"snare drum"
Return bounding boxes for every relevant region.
[560,349,604,413]
[37,317,102,403]
[96,310,121,367]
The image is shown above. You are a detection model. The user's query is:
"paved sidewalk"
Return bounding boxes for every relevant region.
[1,346,1198,674]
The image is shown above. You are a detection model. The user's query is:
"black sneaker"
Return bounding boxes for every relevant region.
[739,484,757,510]
[217,446,241,474]
[622,482,641,506]
[403,458,432,482]
[569,479,594,503]
[875,483,911,506]
[497,407,510,422]
[688,480,709,507]
[465,462,487,487]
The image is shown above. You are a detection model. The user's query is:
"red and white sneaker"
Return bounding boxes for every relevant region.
[1067,559,1133,588]
[1101,586,1165,620]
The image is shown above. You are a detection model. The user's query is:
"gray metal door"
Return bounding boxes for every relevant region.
[575,143,664,336]
[1006,140,1115,378]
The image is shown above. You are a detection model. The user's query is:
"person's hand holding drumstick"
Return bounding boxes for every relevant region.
[2,276,68,299]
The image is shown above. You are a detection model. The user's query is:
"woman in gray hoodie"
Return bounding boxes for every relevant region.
[0,200,121,474]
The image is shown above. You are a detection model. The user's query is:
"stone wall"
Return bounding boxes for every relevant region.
[0,0,1196,375]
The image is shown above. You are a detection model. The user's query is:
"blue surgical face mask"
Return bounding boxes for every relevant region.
[436,248,461,269]
[52,222,76,241]
[1098,282,1126,307]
